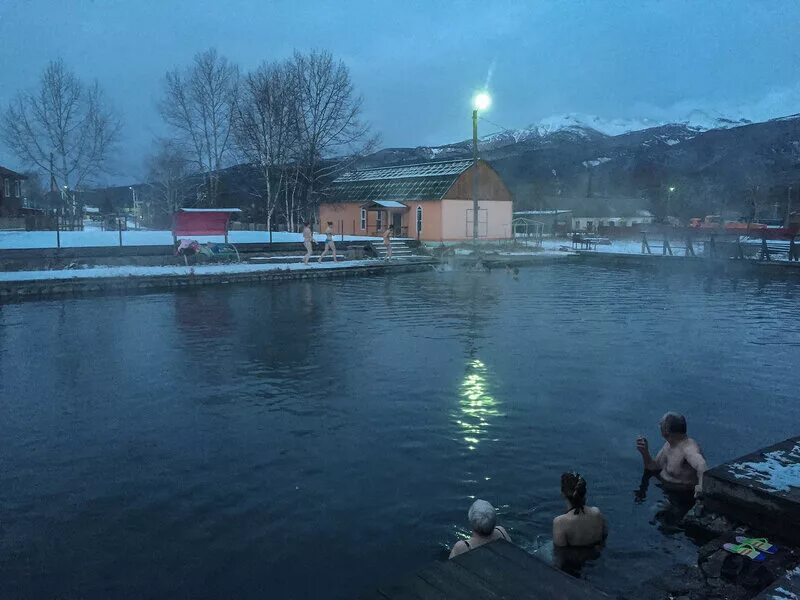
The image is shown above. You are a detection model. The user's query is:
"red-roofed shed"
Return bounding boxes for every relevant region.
[172,208,241,243]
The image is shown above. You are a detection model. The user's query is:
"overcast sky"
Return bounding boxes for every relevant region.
[2,0,800,184]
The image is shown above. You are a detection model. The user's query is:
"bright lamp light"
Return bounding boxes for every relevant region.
[473,92,491,111]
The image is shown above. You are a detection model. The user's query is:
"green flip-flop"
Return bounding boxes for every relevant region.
[735,536,778,554]
[723,542,766,561]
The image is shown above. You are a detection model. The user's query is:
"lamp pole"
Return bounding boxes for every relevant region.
[667,186,675,221]
[471,92,491,243]
[472,108,479,243]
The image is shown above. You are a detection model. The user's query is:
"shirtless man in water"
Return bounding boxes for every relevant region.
[637,412,708,497]
[302,222,313,265]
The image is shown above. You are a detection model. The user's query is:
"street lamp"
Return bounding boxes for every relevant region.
[129,186,139,230]
[667,186,676,220]
[472,91,491,243]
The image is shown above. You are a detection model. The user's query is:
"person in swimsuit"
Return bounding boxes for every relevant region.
[382,225,392,259]
[637,412,707,497]
[449,499,511,559]
[302,222,313,265]
[552,472,608,548]
[318,221,337,263]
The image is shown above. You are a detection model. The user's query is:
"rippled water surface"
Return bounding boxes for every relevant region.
[1,264,799,599]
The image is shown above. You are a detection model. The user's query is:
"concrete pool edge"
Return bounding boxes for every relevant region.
[0,259,436,301]
[574,250,800,274]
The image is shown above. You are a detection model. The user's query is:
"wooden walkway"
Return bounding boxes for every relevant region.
[362,540,606,600]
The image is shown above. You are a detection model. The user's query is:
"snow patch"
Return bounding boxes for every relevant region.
[727,444,800,493]
[664,139,681,146]
[0,258,403,283]
[582,157,612,168]
[769,587,799,600]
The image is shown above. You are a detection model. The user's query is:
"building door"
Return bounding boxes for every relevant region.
[465,208,489,238]
[392,212,402,235]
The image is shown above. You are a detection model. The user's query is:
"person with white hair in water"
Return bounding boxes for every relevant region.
[449,499,511,558]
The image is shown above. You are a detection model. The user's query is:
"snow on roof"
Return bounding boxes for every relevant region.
[178,208,242,213]
[335,159,473,183]
[329,159,476,204]
[514,210,572,215]
[371,200,407,208]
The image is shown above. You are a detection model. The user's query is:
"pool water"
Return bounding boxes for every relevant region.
[1,264,798,598]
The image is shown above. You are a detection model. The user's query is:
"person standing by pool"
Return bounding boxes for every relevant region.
[552,472,608,548]
[636,412,708,497]
[302,222,313,265]
[382,225,393,259]
[449,499,511,558]
[318,221,337,263]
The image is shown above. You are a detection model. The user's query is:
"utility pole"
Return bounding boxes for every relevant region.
[472,108,479,244]
[787,186,793,227]
[471,92,490,244]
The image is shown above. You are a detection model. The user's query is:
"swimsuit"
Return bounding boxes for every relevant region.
[463,527,509,549]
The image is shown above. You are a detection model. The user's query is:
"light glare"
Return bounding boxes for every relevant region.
[473,92,491,111]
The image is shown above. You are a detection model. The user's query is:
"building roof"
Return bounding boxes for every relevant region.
[0,166,27,179]
[178,208,242,213]
[513,210,573,216]
[329,159,474,203]
[368,200,407,208]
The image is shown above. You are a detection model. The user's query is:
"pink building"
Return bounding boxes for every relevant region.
[319,159,513,242]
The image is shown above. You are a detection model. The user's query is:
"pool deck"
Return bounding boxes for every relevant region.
[361,540,606,600]
[753,566,800,599]
[703,436,800,543]
[0,258,436,300]
[574,250,800,274]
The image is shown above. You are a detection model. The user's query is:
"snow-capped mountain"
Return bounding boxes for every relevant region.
[481,111,753,146]
[361,111,800,220]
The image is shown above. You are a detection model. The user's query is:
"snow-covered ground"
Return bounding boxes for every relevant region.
[0,258,397,283]
[0,230,383,250]
[540,238,645,255]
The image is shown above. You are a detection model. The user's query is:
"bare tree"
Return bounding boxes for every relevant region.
[1,59,121,203]
[144,138,190,224]
[292,50,377,220]
[161,48,238,207]
[233,60,298,230]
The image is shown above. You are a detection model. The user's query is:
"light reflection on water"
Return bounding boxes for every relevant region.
[456,358,502,450]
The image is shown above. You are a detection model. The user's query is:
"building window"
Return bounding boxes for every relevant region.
[586,221,594,231]
[416,206,423,233]
[14,180,21,198]
[376,211,383,231]
[3,178,8,198]
[360,208,367,230]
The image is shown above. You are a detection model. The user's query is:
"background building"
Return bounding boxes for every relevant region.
[0,166,26,217]
[320,159,513,241]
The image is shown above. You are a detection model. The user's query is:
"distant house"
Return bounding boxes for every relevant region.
[513,209,573,234]
[319,159,513,241]
[0,166,26,216]
[572,210,654,232]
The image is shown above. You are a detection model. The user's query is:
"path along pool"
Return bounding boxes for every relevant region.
[1,263,799,598]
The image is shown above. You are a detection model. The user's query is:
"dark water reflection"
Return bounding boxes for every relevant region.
[1,265,799,599]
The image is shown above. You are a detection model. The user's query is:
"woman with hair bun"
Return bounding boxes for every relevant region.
[552,472,608,547]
